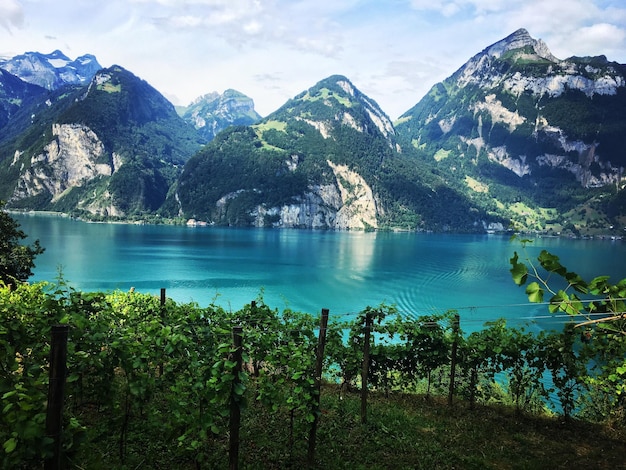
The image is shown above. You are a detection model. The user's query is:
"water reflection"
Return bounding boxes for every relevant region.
[14,213,626,333]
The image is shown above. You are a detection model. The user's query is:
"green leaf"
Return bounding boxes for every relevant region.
[233,383,246,396]
[3,437,17,453]
[525,282,543,303]
[1,390,17,400]
[509,252,528,286]
[549,290,583,315]
[565,272,588,294]
[538,250,566,276]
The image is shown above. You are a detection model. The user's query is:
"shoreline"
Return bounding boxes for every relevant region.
[7,208,624,240]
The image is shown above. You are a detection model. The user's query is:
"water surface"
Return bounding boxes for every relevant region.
[15,213,626,333]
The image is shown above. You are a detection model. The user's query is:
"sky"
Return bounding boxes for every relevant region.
[1,0,625,119]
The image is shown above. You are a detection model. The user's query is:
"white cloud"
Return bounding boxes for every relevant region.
[0,0,23,32]
[409,0,513,16]
[564,22,626,59]
[1,0,625,119]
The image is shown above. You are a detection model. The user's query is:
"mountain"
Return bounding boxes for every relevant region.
[395,28,626,235]
[179,89,261,141]
[0,50,101,90]
[0,69,47,130]
[0,65,204,217]
[2,31,624,234]
[163,74,494,230]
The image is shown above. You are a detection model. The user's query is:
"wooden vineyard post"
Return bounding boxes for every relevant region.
[229,326,244,470]
[44,325,69,470]
[307,308,330,467]
[159,288,166,376]
[249,300,261,376]
[361,312,372,424]
[448,313,460,406]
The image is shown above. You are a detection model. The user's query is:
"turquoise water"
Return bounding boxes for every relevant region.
[14,213,626,333]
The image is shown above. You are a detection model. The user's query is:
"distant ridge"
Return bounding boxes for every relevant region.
[0,50,102,90]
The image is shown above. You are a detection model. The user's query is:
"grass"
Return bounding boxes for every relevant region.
[302,88,353,108]
[70,383,626,469]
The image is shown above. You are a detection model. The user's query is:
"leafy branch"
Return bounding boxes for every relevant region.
[509,236,619,321]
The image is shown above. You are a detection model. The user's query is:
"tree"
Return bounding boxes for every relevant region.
[0,202,45,286]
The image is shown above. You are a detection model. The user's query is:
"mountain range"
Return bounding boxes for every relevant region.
[0,50,101,90]
[0,29,624,234]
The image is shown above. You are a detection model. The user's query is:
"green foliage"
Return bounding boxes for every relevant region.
[0,202,44,285]
[167,75,494,231]
[510,239,626,423]
[0,66,204,218]
[3,245,626,466]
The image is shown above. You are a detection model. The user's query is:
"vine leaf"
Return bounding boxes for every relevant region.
[548,290,583,315]
[565,271,588,294]
[3,437,17,453]
[510,252,528,286]
[537,250,567,276]
[525,282,543,303]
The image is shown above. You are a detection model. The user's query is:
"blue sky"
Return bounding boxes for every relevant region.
[1,0,625,119]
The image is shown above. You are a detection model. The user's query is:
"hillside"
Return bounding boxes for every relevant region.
[395,28,626,235]
[0,66,204,217]
[164,75,498,231]
[0,69,47,131]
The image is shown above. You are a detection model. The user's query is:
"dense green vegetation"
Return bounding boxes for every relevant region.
[2,246,625,468]
[0,202,44,286]
[0,70,47,132]
[169,76,499,231]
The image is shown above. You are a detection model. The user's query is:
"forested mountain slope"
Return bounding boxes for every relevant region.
[0,66,204,217]
[164,75,497,230]
[395,28,626,235]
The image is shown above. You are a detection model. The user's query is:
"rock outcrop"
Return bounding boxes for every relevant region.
[10,123,119,204]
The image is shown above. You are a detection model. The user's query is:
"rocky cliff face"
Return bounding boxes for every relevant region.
[394,28,626,233]
[10,123,124,213]
[399,29,626,185]
[246,159,380,229]
[0,65,202,217]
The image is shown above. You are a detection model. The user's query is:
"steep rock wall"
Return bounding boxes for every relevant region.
[250,160,380,230]
[10,123,120,203]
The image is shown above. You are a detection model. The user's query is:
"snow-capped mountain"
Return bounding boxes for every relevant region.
[0,50,101,90]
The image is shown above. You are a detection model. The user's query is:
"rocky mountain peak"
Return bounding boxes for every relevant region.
[0,50,102,90]
[485,28,559,62]
[180,89,261,142]
[454,29,563,90]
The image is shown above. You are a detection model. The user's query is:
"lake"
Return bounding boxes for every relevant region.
[13,212,626,333]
